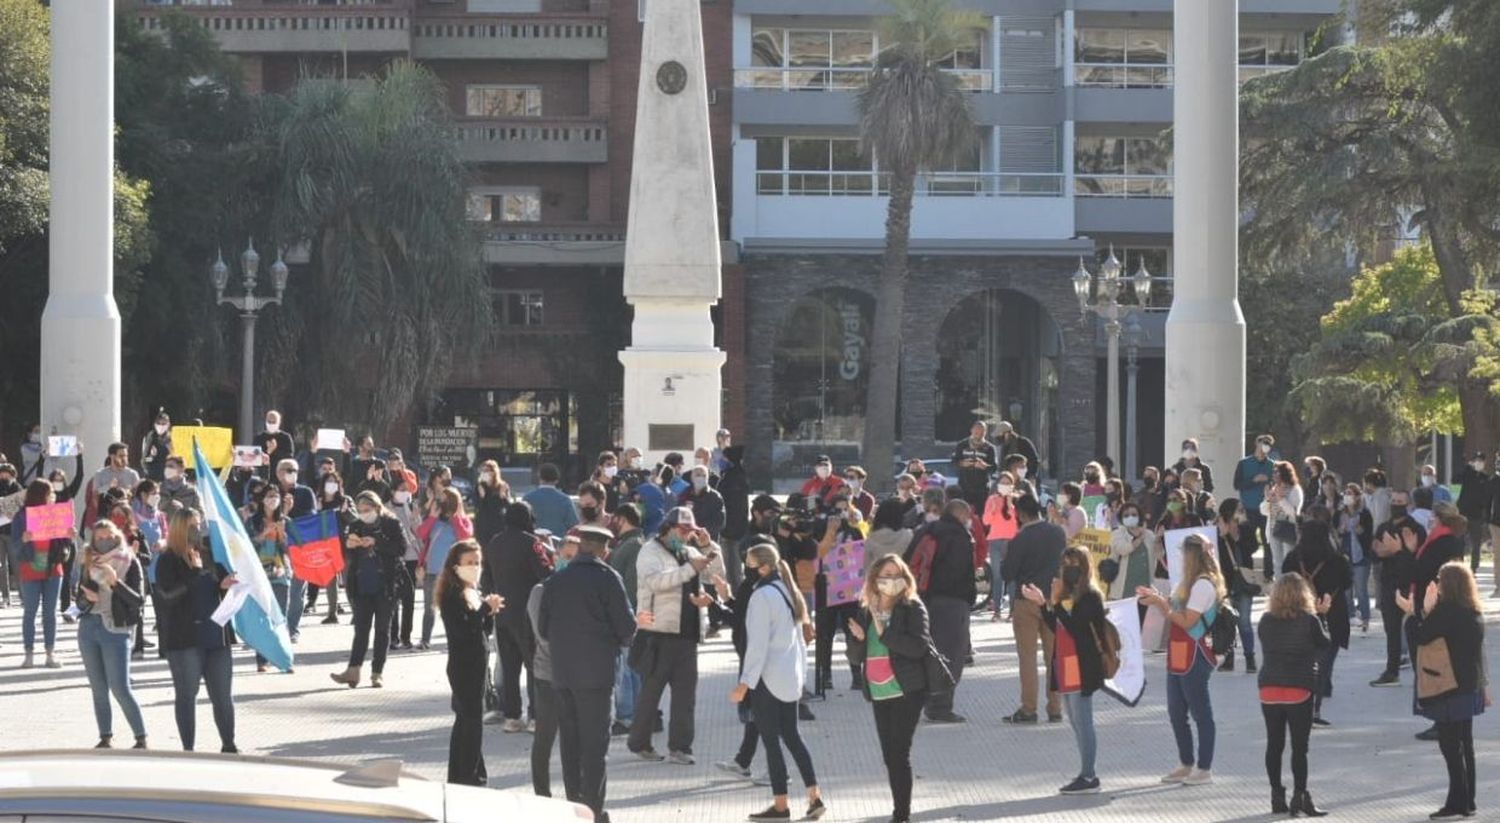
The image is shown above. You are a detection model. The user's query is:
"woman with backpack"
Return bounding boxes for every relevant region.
[1256,572,1331,817]
[1279,520,1351,728]
[1136,533,1226,786]
[1020,545,1111,795]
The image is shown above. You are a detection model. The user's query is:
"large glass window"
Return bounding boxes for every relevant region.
[772,288,876,444]
[756,137,874,195]
[1074,135,1172,196]
[495,290,545,326]
[1240,31,1306,81]
[1075,28,1173,87]
[465,85,542,118]
[745,27,885,89]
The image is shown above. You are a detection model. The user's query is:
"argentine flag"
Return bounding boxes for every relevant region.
[193,441,295,671]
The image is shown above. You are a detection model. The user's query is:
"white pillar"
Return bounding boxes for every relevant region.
[1164,0,1245,494]
[41,0,121,494]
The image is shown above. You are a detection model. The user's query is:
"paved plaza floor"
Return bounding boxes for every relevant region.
[0,571,1496,822]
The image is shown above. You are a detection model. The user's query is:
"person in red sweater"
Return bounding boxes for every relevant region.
[11,480,78,668]
[799,455,846,513]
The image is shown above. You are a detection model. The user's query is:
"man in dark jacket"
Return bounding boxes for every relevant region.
[715,446,750,545]
[140,411,173,482]
[904,499,976,723]
[1000,493,1066,723]
[1454,450,1492,573]
[952,420,998,512]
[994,421,1040,484]
[482,500,553,731]
[683,465,726,541]
[1170,437,1215,494]
[1370,518,1419,687]
[539,526,636,823]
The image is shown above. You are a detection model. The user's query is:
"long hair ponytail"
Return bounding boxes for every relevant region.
[745,542,809,626]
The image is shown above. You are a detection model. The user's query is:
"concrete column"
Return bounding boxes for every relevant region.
[41,1,121,494]
[1165,0,1245,494]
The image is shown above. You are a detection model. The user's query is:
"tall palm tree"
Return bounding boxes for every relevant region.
[856,0,979,489]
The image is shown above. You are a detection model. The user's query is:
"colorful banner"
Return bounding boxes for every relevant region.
[1076,527,1112,556]
[287,511,345,588]
[1102,597,1147,707]
[822,538,866,607]
[172,427,234,469]
[25,502,74,542]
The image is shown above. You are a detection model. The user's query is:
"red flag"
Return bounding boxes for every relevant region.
[287,511,344,587]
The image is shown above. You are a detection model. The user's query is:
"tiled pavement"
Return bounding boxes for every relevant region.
[0,571,1496,823]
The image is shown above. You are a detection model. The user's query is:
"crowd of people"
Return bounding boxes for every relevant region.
[0,414,1495,822]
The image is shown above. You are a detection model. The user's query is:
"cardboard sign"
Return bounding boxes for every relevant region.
[171,426,234,469]
[233,446,264,468]
[822,539,866,607]
[314,428,346,452]
[25,502,74,542]
[48,435,79,457]
[1076,527,1112,556]
[1162,526,1218,590]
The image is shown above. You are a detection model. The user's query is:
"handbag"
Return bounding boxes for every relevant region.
[1090,619,1122,679]
[1271,518,1298,543]
[923,644,956,694]
[1097,557,1120,585]
[1416,638,1460,701]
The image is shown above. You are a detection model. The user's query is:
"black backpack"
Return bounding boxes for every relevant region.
[1204,599,1240,657]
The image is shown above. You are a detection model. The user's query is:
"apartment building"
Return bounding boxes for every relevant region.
[729,0,1347,483]
[132,0,741,480]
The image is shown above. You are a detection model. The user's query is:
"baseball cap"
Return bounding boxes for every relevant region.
[663,507,697,529]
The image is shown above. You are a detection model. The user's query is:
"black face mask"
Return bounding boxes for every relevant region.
[1142,477,1157,489]
[580,506,599,521]
[1390,505,1408,519]
[743,566,761,584]
[1106,492,1121,504]
[1062,566,1083,588]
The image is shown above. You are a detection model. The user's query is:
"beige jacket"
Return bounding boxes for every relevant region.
[635,536,725,637]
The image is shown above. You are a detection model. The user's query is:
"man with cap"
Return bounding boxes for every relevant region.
[1455,450,1493,573]
[799,455,846,513]
[993,421,1040,483]
[628,506,725,764]
[1170,437,1214,494]
[539,524,636,823]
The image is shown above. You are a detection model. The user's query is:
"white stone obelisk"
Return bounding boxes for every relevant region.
[1165,0,1245,493]
[618,0,724,461]
[41,1,122,484]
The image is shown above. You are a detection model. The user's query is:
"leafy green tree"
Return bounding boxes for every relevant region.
[855,0,979,487]
[0,0,48,254]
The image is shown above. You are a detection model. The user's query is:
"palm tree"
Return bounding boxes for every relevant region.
[856,0,979,489]
[256,60,494,431]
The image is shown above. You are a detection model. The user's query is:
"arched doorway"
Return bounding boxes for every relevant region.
[935,289,1062,476]
[771,288,877,465]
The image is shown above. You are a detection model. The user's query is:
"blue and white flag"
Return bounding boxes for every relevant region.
[193,441,294,672]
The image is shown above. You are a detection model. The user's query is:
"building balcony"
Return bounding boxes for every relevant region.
[733,66,992,93]
[134,3,411,54]
[411,14,607,60]
[456,118,608,164]
[481,223,625,265]
[1074,178,1173,235]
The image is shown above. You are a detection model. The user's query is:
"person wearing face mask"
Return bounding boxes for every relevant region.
[245,483,293,672]
[1001,494,1066,723]
[845,555,945,823]
[253,411,296,480]
[158,456,200,514]
[1256,572,1333,817]
[799,456,846,513]
[711,428,733,476]
[386,454,422,650]
[0,462,21,608]
[1300,457,1328,514]
[1135,466,1163,528]
[592,451,627,515]
[1453,451,1492,575]
[952,421,998,514]
[1279,521,1352,727]
[813,496,868,693]
[980,472,1021,619]
[14,478,80,668]
[607,504,648,735]
[1170,438,1214,494]
[1361,468,1392,533]
[1370,517,1420,687]
[841,466,876,521]
[93,443,141,511]
[1020,546,1110,795]
[156,508,238,753]
[1261,461,1303,579]
[1411,485,1437,532]
[439,539,505,786]
[19,424,47,485]
[1312,472,1342,521]
[138,411,173,482]
[993,421,1040,484]
[1180,468,1214,524]
[74,520,149,749]
[304,470,354,626]
[1107,502,1160,610]
[1335,484,1374,634]
[903,499,976,723]
[901,486,944,532]
[354,458,393,505]
[1053,482,1087,540]
[683,466,726,544]
[1416,463,1453,505]
[330,492,410,689]
[472,459,510,547]
[1234,434,1278,545]
[416,487,474,651]
[131,481,169,654]
[479,499,551,732]
[1214,499,1260,673]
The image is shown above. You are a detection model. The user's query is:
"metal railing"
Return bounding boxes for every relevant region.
[734,66,993,92]
[483,224,625,243]
[754,170,1065,197]
[1073,174,1173,198]
[1238,64,1296,84]
[135,5,410,36]
[1073,63,1174,89]
[413,15,607,43]
[456,118,607,146]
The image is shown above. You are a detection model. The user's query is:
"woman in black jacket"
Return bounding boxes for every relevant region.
[481,500,551,731]
[1215,499,1259,673]
[330,491,411,689]
[1256,571,1331,816]
[1280,520,1351,727]
[472,459,510,547]
[155,508,238,753]
[1021,545,1109,795]
[1397,562,1489,820]
[846,555,940,823]
[439,539,505,786]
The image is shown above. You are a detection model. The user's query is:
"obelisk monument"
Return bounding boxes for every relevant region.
[618,0,725,461]
[41,1,122,484]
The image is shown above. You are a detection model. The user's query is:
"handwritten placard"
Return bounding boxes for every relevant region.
[48,435,79,457]
[314,428,346,451]
[1076,527,1112,556]
[26,502,75,542]
[822,539,866,607]
[233,446,264,468]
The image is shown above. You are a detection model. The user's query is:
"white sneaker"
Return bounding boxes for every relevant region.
[1182,768,1213,786]
[714,759,751,779]
[501,718,526,734]
[44,652,62,669]
[482,710,505,725]
[1161,765,1193,784]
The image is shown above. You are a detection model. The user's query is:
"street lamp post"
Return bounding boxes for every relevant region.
[1073,246,1152,470]
[1123,313,1143,481]
[212,241,289,444]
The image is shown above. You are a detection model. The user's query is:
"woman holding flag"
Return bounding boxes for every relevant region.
[439,538,504,786]
[156,508,238,753]
[330,492,411,689]
[246,483,293,673]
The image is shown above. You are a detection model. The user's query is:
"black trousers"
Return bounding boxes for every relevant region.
[1438,719,1477,813]
[495,618,535,720]
[925,595,970,716]
[1262,699,1313,793]
[627,634,698,754]
[349,594,393,673]
[557,685,614,822]
[447,655,488,786]
[815,601,859,688]
[1379,594,1405,676]
[734,719,760,768]
[390,561,416,644]
[532,678,560,797]
[872,691,925,819]
[751,683,817,798]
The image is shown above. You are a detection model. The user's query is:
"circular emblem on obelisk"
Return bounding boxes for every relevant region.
[656,60,687,95]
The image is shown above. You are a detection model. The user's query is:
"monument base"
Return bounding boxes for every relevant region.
[619,347,725,464]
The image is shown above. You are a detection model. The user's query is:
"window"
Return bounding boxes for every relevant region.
[496,290,545,326]
[465,85,542,118]
[1074,135,1172,196]
[747,28,876,89]
[755,137,873,195]
[932,29,984,70]
[1240,31,1305,81]
[1075,28,1173,87]
[467,188,542,223]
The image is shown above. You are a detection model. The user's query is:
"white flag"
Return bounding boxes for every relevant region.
[1102,597,1147,707]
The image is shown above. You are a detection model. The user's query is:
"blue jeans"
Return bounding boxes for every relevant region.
[1063,691,1096,779]
[21,576,62,651]
[167,645,235,751]
[1233,592,1255,655]
[286,577,306,637]
[1166,653,1216,769]
[614,647,642,724]
[77,614,147,739]
[987,539,1009,609]
[256,581,291,666]
[1349,563,1371,623]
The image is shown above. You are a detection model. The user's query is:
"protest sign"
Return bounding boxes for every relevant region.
[233,446,264,468]
[171,426,234,468]
[822,539,866,607]
[1162,526,1217,590]
[416,426,478,469]
[26,502,74,542]
[48,435,79,457]
[314,428,346,452]
[1102,597,1147,706]
[1076,527,1112,556]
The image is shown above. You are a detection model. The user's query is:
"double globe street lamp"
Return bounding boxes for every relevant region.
[212,241,289,444]
[1073,246,1153,481]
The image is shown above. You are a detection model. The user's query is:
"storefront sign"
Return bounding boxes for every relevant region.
[416,426,478,469]
[837,300,864,381]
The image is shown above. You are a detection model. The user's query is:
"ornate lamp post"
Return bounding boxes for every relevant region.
[212,241,289,443]
[1073,246,1152,469]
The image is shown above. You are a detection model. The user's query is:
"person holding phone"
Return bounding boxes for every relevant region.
[75,520,148,749]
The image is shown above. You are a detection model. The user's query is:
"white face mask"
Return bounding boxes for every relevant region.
[1183,449,1197,460]
[146,494,161,509]
[1016,467,1028,480]
[1472,461,1486,472]
[52,481,65,493]
[628,456,642,469]
[155,423,168,435]
[358,510,378,525]
[264,421,279,434]
[480,472,494,484]
[393,490,412,505]
[164,468,180,481]
[815,465,831,479]
[692,475,708,490]
[282,473,298,485]
[323,481,339,496]
[455,565,482,585]
[876,578,908,597]
[997,484,1014,495]
[603,465,618,479]
[1421,475,1436,487]
[1122,515,1140,528]
[924,511,940,523]
[848,480,863,494]
[1342,494,1356,508]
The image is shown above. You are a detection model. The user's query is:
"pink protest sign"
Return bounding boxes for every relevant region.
[823,539,866,607]
[26,502,74,542]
